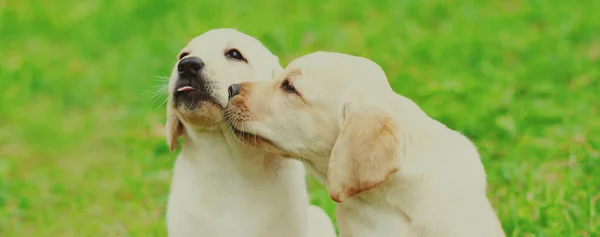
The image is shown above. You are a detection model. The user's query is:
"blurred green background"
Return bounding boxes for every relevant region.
[1,0,599,236]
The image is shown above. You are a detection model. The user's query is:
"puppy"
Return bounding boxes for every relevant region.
[165,29,336,237]
[224,51,505,237]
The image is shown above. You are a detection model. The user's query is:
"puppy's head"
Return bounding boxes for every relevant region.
[166,28,282,151]
[224,52,399,202]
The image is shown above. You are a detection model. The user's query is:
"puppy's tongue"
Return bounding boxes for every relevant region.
[177,86,195,92]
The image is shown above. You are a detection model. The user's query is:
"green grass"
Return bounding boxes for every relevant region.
[1,0,599,236]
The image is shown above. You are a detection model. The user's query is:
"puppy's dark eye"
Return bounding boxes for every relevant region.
[280,79,298,94]
[178,52,190,60]
[225,49,246,62]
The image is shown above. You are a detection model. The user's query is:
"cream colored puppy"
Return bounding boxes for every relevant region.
[224,51,505,237]
[165,29,336,237]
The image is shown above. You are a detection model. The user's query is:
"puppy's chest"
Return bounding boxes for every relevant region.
[175,184,299,237]
[174,161,291,211]
[339,201,415,237]
[169,156,303,236]
[338,181,422,236]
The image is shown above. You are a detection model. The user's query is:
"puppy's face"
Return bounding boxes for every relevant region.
[165,29,282,151]
[225,52,399,202]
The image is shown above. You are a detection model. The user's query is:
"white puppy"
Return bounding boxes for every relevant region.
[165,29,336,237]
[224,51,505,237]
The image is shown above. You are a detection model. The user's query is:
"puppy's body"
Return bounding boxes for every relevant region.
[333,96,503,236]
[225,52,505,237]
[164,30,335,237]
[167,129,309,237]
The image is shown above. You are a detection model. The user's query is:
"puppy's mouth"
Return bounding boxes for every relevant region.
[173,77,220,109]
[226,122,276,147]
[176,86,195,92]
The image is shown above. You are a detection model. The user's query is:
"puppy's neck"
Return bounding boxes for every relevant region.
[298,156,329,185]
[179,125,282,173]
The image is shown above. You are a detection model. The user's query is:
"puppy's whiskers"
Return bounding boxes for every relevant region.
[154,75,171,81]
[223,110,245,146]
[144,77,170,121]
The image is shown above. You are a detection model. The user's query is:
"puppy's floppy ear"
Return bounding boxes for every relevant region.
[327,103,399,203]
[165,102,184,152]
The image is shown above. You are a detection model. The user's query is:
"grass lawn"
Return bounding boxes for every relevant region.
[1,0,599,236]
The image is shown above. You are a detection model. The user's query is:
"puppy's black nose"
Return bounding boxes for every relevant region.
[177,57,204,77]
[228,84,241,100]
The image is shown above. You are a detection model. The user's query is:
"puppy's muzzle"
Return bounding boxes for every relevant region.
[174,56,214,107]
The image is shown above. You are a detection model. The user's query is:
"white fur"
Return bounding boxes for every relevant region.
[225,51,505,237]
[165,29,336,237]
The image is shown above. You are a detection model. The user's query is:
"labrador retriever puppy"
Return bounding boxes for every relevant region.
[165,29,336,237]
[224,51,505,237]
